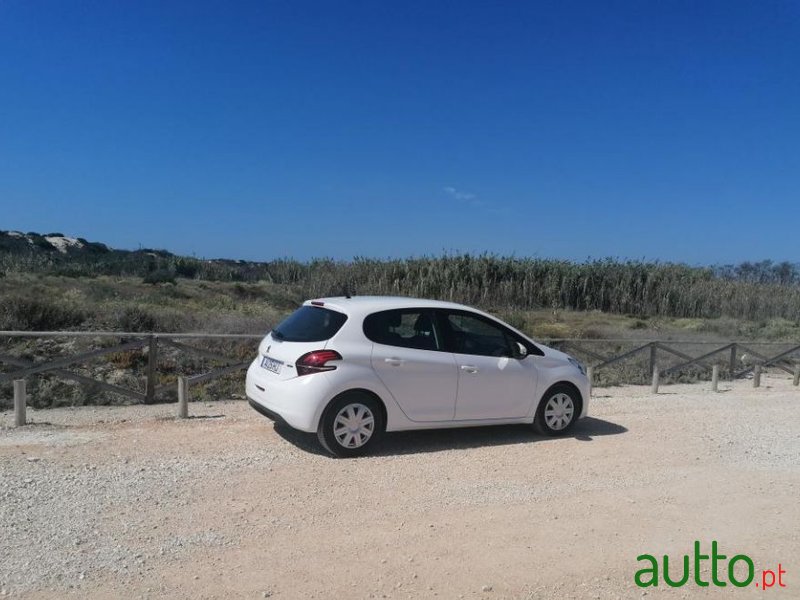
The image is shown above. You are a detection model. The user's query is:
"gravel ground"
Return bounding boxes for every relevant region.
[1,375,798,599]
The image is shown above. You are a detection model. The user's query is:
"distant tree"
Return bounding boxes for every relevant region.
[773,261,796,285]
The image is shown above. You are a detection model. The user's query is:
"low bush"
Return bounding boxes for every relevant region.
[113,305,195,333]
[115,306,159,332]
[143,269,176,285]
[175,259,198,278]
[0,296,85,330]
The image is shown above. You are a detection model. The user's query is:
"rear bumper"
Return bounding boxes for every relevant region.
[247,397,288,426]
[245,358,333,432]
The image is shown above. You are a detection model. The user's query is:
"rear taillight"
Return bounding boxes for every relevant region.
[296,350,342,376]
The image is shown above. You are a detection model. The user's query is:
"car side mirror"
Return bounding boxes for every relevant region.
[515,342,528,358]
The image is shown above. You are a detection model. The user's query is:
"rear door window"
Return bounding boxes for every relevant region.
[363,309,441,351]
[271,306,347,342]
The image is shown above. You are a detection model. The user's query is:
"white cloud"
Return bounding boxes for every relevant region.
[443,186,477,202]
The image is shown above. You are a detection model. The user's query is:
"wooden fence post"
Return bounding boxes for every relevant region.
[651,367,660,394]
[793,365,800,387]
[145,335,158,404]
[649,343,657,379]
[586,366,593,398]
[711,365,719,392]
[13,379,26,427]
[729,344,737,380]
[177,376,189,419]
[753,364,761,388]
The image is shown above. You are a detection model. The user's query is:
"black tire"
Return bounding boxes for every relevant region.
[533,384,582,436]
[317,392,385,458]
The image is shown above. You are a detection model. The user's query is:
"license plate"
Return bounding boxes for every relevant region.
[260,355,283,374]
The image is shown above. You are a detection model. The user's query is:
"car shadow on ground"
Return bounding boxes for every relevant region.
[272,416,627,458]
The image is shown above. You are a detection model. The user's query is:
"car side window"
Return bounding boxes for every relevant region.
[442,311,516,357]
[363,309,441,351]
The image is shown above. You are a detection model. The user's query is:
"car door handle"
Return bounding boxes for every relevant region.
[460,365,479,373]
[385,357,405,366]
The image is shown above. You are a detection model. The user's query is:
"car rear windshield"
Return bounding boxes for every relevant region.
[271,306,348,342]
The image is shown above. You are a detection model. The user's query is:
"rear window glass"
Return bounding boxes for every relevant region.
[271,306,347,342]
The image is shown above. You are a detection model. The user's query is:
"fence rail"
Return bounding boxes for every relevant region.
[545,338,800,394]
[2,332,799,426]
[1,331,262,425]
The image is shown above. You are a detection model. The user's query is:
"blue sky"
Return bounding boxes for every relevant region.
[1,1,798,263]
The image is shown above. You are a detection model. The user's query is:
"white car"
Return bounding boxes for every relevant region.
[246,296,590,457]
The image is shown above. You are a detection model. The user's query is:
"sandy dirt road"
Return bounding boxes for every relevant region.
[1,376,798,599]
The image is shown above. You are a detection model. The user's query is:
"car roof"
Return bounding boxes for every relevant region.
[303,296,477,317]
[300,295,542,348]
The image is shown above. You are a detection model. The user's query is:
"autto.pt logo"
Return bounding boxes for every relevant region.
[635,541,788,590]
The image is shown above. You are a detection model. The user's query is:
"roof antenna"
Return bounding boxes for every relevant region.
[341,282,353,299]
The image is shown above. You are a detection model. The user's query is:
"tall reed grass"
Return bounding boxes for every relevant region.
[3,250,800,321]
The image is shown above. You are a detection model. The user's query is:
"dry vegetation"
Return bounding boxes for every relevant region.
[2,241,800,408]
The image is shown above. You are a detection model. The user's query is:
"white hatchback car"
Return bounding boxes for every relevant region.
[246,296,590,457]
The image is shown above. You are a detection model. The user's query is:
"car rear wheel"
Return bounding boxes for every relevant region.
[534,384,581,436]
[317,392,385,458]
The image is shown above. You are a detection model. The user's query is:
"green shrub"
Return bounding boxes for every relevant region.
[114,305,195,332]
[0,296,85,330]
[33,237,57,251]
[115,306,159,332]
[143,269,176,285]
[175,259,199,278]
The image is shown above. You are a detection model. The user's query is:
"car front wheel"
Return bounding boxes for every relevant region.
[317,392,385,458]
[534,384,581,436]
